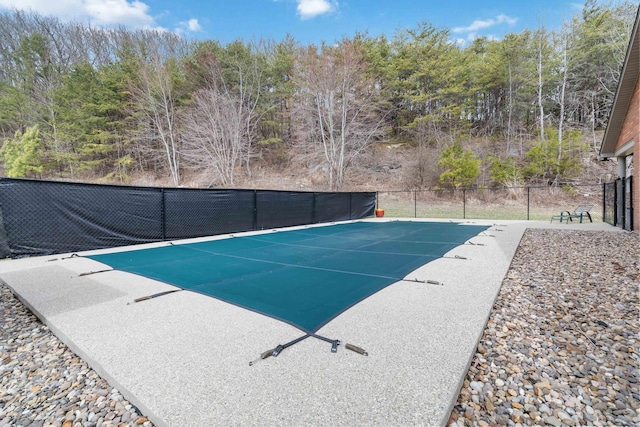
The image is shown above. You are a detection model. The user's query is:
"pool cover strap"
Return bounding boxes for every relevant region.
[250,334,311,365]
[249,333,353,365]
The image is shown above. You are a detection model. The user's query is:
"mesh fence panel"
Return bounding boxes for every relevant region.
[256,191,315,230]
[0,205,10,257]
[0,178,376,258]
[528,185,603,221]
[315,192,351,223]
[603,182,616,225]
[623,177,633,230]
[617,179,625,226]
[164,189,255,239]
[350,192,376,219]
[378,185,605,221]
[0,179,163,257]
[616,177,633,230]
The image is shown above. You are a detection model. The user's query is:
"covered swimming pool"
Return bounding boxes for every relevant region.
[87,221,489,334]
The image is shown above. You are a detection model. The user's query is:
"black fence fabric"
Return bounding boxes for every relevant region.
[0,179,164,257]
[256,191,315,230]
[0,178,376,258]
[163,189,256,239]
[603,181,616,226]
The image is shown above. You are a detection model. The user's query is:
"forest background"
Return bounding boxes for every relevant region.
[0,1,637,192]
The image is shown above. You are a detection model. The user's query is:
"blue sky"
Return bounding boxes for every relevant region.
[0,0,601,45]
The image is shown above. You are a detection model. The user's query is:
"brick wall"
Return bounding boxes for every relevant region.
[616,76,639,231]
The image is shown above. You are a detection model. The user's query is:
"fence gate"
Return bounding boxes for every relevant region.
[603,177,634,231]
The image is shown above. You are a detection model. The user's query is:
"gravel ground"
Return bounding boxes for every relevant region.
[0,287,155,427]
[449,229,639,427]
[1,228,638,427]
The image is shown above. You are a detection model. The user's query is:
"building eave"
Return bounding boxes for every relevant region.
[600,6,640,158]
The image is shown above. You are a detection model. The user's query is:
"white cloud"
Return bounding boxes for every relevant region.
[84,0,155,27]
[453,14,518,34]
[186,18,201,31]
[296,0,336,20]
[175,18,201,35]
[0,0,158,28]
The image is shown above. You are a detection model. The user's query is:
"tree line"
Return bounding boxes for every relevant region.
[0,1,636,190]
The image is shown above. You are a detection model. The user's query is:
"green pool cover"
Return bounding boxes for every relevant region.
[87,221,489,333]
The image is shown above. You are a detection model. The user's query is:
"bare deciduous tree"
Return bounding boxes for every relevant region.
[292,39,387,191]
[128,33,189,186]
[182,87,251,186]
[180,41,265,186]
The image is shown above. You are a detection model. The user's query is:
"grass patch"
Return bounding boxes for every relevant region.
[378,193,603,222]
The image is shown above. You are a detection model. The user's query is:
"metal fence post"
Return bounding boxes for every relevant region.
[614,179,619,226]
[160,188,166,241]
[527,187,530,221]
[630,177,634,231]
[414,190,417,218]
[311,192,316,223]
[602,183,605,224]
[253,190,258,230]
[463,189,466,219]
[620,178,627,230]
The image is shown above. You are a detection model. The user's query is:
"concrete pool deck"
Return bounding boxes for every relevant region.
[0,219,621,426]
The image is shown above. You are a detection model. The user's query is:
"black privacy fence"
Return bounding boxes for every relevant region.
[0,178,376,258]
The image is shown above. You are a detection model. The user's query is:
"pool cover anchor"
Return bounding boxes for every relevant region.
[128,289,183,305]
[403,277,442,285]
[249,348,276,366]
[345,343,368,356]
[48,253,80,262]
[77,269,112,277]
[443,254,468,260]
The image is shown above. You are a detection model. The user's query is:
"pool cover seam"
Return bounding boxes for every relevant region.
[271,232,467,245]
[176,243,438,283]
[237,235,460,258]
[281,228,474,245]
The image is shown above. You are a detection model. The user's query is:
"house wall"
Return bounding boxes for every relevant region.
[615,76,639,231]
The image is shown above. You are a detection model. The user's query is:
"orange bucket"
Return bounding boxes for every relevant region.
[375,208,385,218]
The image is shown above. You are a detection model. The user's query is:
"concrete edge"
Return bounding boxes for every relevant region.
[0,275,171,427]
[437,224,528,425]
